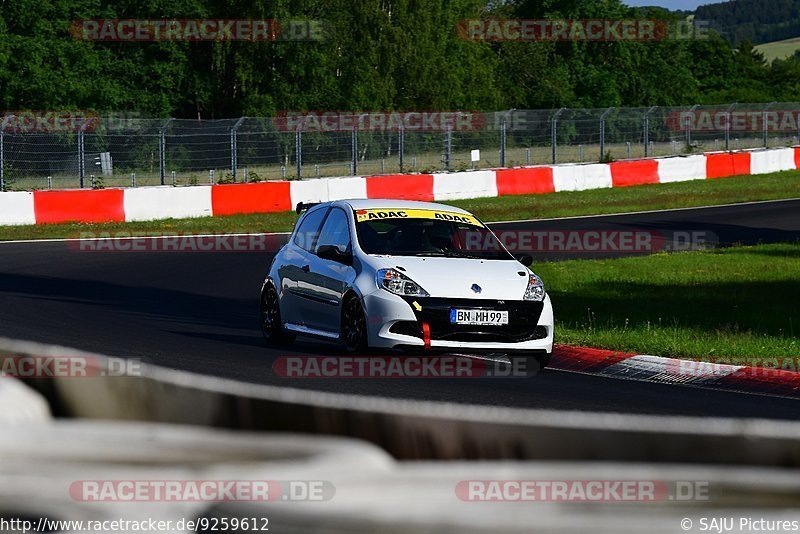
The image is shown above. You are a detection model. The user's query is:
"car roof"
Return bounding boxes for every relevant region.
[338,198,473,215]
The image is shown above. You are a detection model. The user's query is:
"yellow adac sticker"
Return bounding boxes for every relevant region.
[354,208,483,227]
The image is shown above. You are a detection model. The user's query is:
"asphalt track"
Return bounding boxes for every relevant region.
[2,199,799,419]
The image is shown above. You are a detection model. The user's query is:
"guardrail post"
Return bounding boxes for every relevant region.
[763,102,776,148]
[644,106,657,157]
[295,127,302,179]
[599,108,613,160]
[551,108,566,164]
[159,118,174,186]
[230,117,245,182]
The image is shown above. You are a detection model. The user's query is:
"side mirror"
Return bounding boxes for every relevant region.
[317,244,353,265]
[515,254,533,267]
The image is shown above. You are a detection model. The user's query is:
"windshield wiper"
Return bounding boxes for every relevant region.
[414,251,474,258]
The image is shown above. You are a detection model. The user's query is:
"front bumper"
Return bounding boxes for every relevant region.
[363,290,554,353]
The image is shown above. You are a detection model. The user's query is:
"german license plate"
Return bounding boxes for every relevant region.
[450,309,509,326]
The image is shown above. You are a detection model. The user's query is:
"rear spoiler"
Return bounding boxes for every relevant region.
[295,202,321,214]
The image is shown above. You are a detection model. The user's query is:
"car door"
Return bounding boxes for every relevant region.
[278,206,329,326]
[302,207,357,334]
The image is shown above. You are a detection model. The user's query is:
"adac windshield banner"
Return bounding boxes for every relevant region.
[354,208,484,227]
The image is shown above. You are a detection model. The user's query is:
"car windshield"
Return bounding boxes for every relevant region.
[354,208,514,260]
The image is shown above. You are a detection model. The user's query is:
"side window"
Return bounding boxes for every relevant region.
[293,208,329,252]
[315,208,352,254]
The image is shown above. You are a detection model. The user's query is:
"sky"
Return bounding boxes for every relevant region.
[624,0,717,10]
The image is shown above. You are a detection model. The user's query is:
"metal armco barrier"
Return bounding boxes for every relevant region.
[4,338,800,466]
[1,422,798,533]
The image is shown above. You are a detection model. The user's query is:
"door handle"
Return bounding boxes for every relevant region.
[301,265,310,273]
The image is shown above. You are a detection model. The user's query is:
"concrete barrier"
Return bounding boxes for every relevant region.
[1,147,797,227]
[433,170,498,200]
[0,191,36,225]
[657,155,707,183]
[124,185,213,221]
[552,164,613,192]
[750,147,796,175]
[327,177,367,201]
[291,178,331,205]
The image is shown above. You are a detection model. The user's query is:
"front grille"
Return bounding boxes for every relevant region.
[400,297,545,344]
[437,326,548,343]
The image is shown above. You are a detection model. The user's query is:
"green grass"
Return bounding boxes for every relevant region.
[756,37,800,62]
[536,243,800,362]
[0,168,798,241]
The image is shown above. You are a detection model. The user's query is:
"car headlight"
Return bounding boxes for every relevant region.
[524,273,546,301]
[376,268,430,297]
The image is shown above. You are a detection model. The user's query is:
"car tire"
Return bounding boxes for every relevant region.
[341,294,368,354]
[260,283,295,346]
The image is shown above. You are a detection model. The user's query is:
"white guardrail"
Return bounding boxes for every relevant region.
[3,338,800,533]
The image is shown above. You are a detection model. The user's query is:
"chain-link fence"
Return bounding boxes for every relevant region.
[2,104,799,191]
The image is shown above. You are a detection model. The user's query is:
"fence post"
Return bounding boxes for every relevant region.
[763,102,776,148]
[398,123,404,172]
[0,130,4,192]
[444,127,452,171]
[724,103,737,151]
[685,104,699,150]
[231,117,245,182]
[295,128,302,179]
[551,108,566,164]
[351,125,358,176]
[78,115,98,189]
[499,109,516,168]
[78,127,85,189]
[644,106,657,157]
[599,108,613,161]
[159,118,174,186]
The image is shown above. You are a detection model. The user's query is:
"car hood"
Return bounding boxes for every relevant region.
[368,255,532,300]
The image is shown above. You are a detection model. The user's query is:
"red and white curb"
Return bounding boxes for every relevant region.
[552,345,800,399]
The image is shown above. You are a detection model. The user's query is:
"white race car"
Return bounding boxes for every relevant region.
[260,199,554,367]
